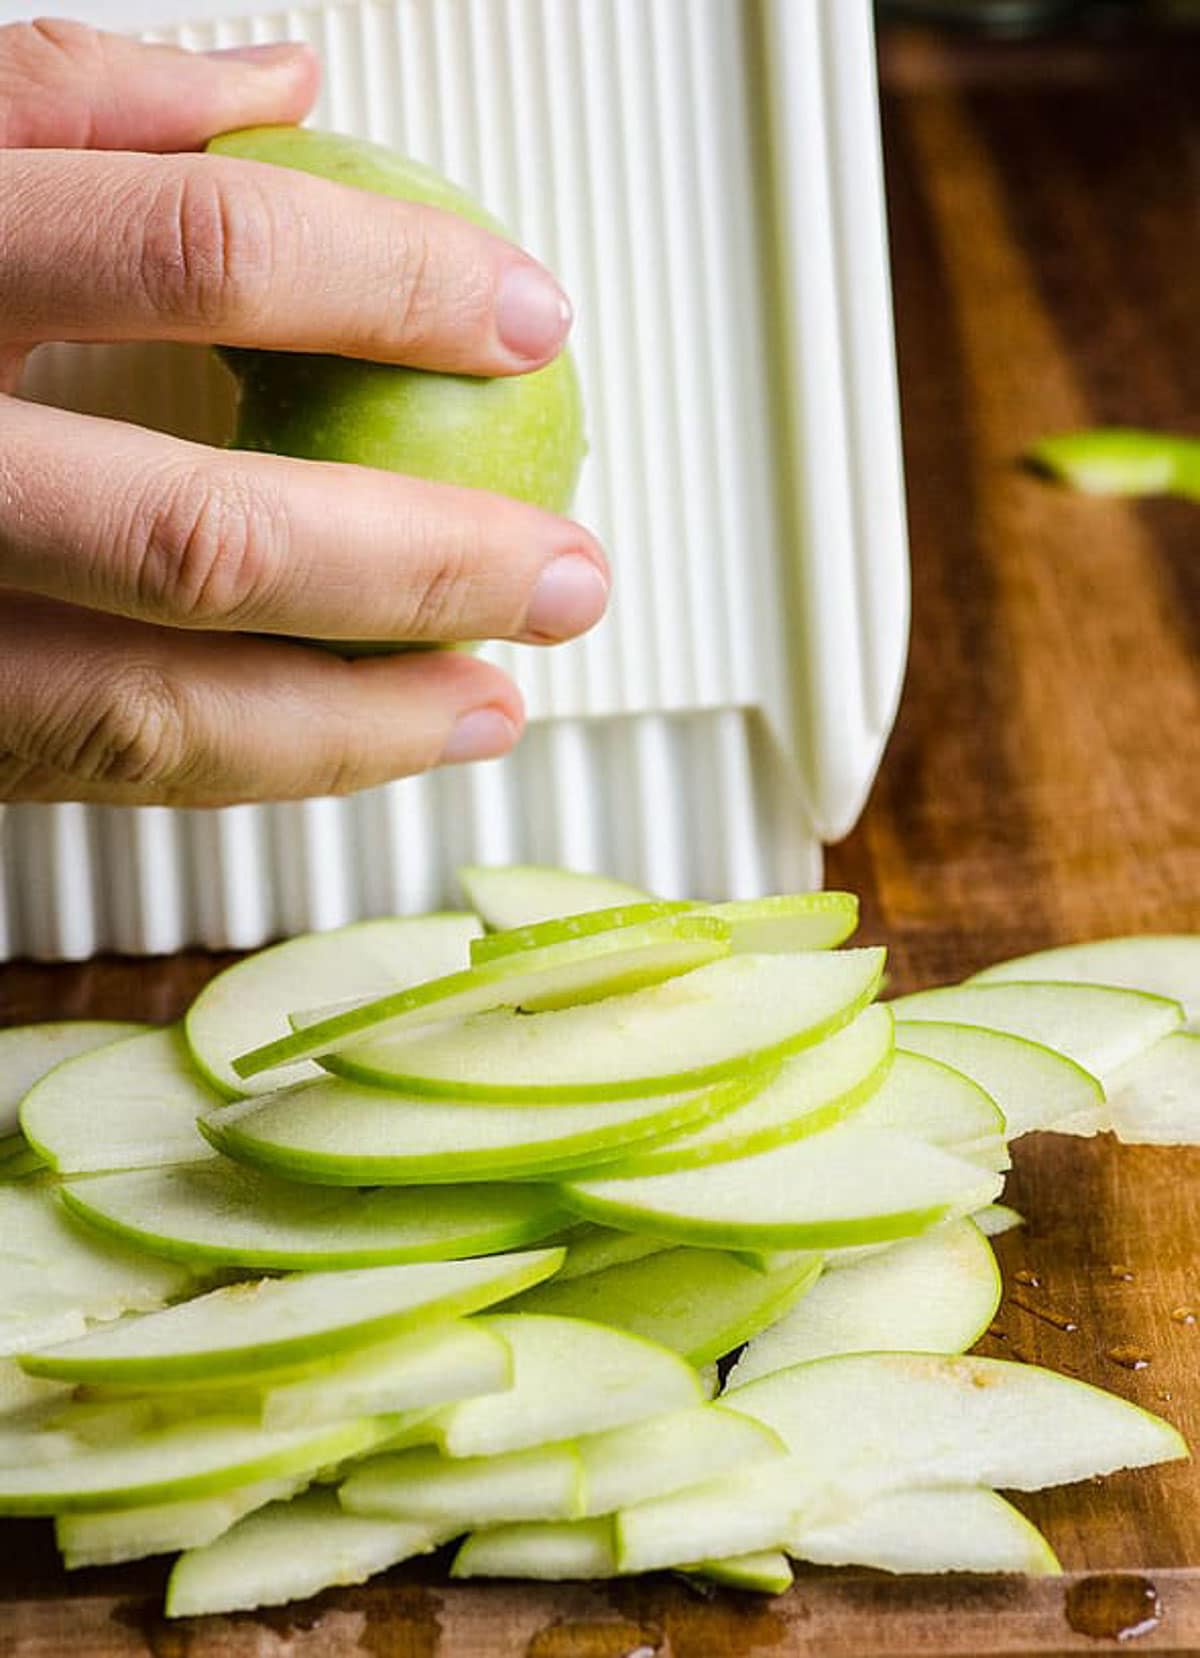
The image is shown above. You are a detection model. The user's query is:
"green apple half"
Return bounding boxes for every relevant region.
[186,913,480,1097]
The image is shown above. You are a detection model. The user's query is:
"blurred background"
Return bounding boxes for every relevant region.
[879,0,1200,31]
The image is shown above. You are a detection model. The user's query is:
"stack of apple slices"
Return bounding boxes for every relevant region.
[0,863,1193,1620]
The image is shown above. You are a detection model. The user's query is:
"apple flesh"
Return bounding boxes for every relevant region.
[895,1020,1108,1138]
[56,1475,306,1568]
[971,934,1200,1028]
[458,865,652,931]
[789,1486,1060,1576]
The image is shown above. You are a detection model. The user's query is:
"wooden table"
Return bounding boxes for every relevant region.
[3,24,1200,1656]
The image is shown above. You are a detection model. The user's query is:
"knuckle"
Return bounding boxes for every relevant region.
[128,462,289,628]
[60,662,188,790]
[397,533,477,639]
[136,162,274,330]
[0,21,105,145]
[390,216,492,353]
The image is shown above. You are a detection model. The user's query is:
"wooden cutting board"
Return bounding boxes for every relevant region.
[3,20,1200,1657]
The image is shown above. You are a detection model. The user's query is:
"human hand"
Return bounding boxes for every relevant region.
[0,21,607,806]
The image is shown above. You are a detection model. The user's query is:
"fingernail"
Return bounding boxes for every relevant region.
[205,42,304,66]
[495,263,573,361]
[524,553,609,642]
[440,707,519,767]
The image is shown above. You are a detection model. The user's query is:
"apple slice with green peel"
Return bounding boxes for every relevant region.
[689,1550,794,1594]
[555,1228,674,1281]
[21,1028,219,1175]
[889,981,1182,1083]
[0,1021,148,1140]
[458,865,652,931]
[166,1489,444,1618]
[0,1410,399,1515]
[236,914,731,1082]
[340,1442,584,1525]
[451,1515,615,1580]
[186,913,480,1098]
[578,1404,785,1516]
[0,1141,44,1181]
[971,934,1200,1028]
[200,1070,757,1188]
[505,1248,821,1367]
[20,1249,563,1387]
[327,949,886,1102]
[473,891,859,968]
[895,1020,1108,1138]
[1100,1032,1200,1145]
[427,1315,702,1458]
[1027,427,1200,501]
[595,1008,892,1178]
[974,1203,1024,1237]
[617,1352,1186,1571]
[0,1185,195,1358]
[789,1486,1060,1575]
[558,1124,1001,1251]
[850,1051,1008,1170]
[56,1474,307,1567]
[724,1220,1000,1389]
[59,1161,568,1270]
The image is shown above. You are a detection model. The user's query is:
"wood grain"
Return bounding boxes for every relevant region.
[2,24,1200,1657]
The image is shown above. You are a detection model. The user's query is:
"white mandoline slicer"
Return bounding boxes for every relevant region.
[0,0,909,959]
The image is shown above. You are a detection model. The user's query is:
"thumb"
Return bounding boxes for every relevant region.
[0,18,318,151]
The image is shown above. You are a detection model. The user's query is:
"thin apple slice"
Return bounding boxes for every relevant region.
[0,1411,397,1515]
[971,935,1200,1028]
[0,1021,148,1140]
[166,1490,443,1618]
[1105,1033,1200,1144]
[340,1442,584,1525]
[0,1185,195,1358]
[21,1028,219,1175]
[789,1487,1060,1575]
[689,1551,794,1593]
[20,1249,563,1386]
[558,1124,1001,1250]
[59,1161,567,1269]
[56,1475,306,1567]
[724,1220,1000,1388]
[850,1051,1008,1169]
[186,913,480,1097]
[0,1141,43,1181]
[895,1020,1108,1138]
[974,1203,1024,1237]
[471,902,691,965]
[578,1404,785,1516]
[200,1070,756,1187]
[889,981,1182,1083]
[458,864,652,931]
[327,949,886,1102]
[452,1515,615,1580]
[427,1315,702,1458]
[555,1228,674,1281]
[595,1007,892,1177]
[505,1247,821,1367]
[617,1353,1185,1571]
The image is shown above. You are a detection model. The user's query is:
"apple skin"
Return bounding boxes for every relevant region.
[206,127,587,515]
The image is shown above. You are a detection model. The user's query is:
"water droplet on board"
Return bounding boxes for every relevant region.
[1109,1264,1135,1283]
[1106,1344,1151,1371]
[1170,1306,1197,1326]
[987,1325,1008,1341]
[1064,1574,1161,1641]
[1010,1294,1079,1333]
[1014,1268,1042,1288]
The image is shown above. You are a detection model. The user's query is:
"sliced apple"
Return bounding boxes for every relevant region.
[0,1141,44,1180]
[724,1220,1000,1388]
[1105,1032,1200,1144]
[0,1021,148,1140]
[505,1246,821,1367]
[427,1315,702,1458]
[971,934,1200,1028]
[895,1020,1108,1138]
[56,1475,306,1567]
[59,1162,567,1270]
[558,1124,1002,1250]
[617,1352,1185,1571]
[850,1051,1008,1170]
[973,1203,1024,1238]
[452,1515,616,1580]
[326,949,886,1102]
[458,864,652,931]
[186,913,480,1097]
[688,1550,794,1593]
[595,1007,892,1176]
[577,1404,785,1516]
[889,981,1182,1083]
[340,1442,584,1525]
[166,1489,443,1617]
[556,1228,674,1281]
[471,902,691,965]
[20,1249,564,1386]
[200,1070,757,1187]
[789,1486,1060,1575]
[21,1027,219,1175]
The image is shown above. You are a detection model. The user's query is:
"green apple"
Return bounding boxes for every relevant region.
[59,1161,567,1270]
[576,1404,784,1517]
[324,949,886,1101]
[340,1442,584,1526]
[895,1020,1107,1138]
[789,1486,1060,1575]
[1105,1032,1200,1144]
[689,1550,794,1593]
[554,1228,674,1281]
[207,127,586,517]
[971,933,1200,1028]
[506,1247,821,1368]
[19,1249,563,1387]
[850,1049,1008,1170]
[459,864,653,931]
[234,913,732,1081]
[889,980,1182,1083]
[0,1021,148,1141]
[166,1489,444,1617]
[56,1475,306,1568]
[724,1220,1000,1388]
[974,1202,1024,1237]
[471,902,692,965]
[187,913,480,1098]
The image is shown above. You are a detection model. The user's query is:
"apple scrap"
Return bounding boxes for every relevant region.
[0,864,1194,1618]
